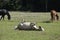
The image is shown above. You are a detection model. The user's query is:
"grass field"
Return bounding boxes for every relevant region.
[0,12,60,40]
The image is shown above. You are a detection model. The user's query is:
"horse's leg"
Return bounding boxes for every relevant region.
[0,16,2,20]
[56,14,59,20]
[6,13,11,20]
[2,15,5,20]
[53,15,55,20]
[51,13,54,21]
[0,15,4,20]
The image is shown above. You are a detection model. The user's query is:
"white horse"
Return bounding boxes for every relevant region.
[14,22,44,31]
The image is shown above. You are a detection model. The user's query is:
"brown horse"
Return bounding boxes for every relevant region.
[50,10,59,21]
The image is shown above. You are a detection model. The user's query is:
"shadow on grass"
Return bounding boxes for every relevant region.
[15,29,43,31]
[42,21,52,23]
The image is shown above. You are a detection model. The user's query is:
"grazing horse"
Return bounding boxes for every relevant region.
[14,21,44,31]
[50,10,59,21]
[0,9,11,20]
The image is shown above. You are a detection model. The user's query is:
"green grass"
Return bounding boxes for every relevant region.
[0,12,60,40]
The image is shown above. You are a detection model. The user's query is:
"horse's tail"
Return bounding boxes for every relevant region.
[56,14,59,20]
[7,12,11,20]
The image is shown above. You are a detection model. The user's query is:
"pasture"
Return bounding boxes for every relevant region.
[0,12,60,40]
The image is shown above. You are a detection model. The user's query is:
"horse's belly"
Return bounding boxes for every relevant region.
[20,25,31,29]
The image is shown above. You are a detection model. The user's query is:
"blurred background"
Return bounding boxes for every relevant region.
[0,0,60,12]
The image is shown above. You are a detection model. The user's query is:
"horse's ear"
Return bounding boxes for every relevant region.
[22,19,26,22]
[21,19,26,23]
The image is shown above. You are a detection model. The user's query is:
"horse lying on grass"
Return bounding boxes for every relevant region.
[14,22,44,31]
[0,9,11,20]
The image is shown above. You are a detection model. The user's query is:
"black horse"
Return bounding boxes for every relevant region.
[0,9,11,20]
